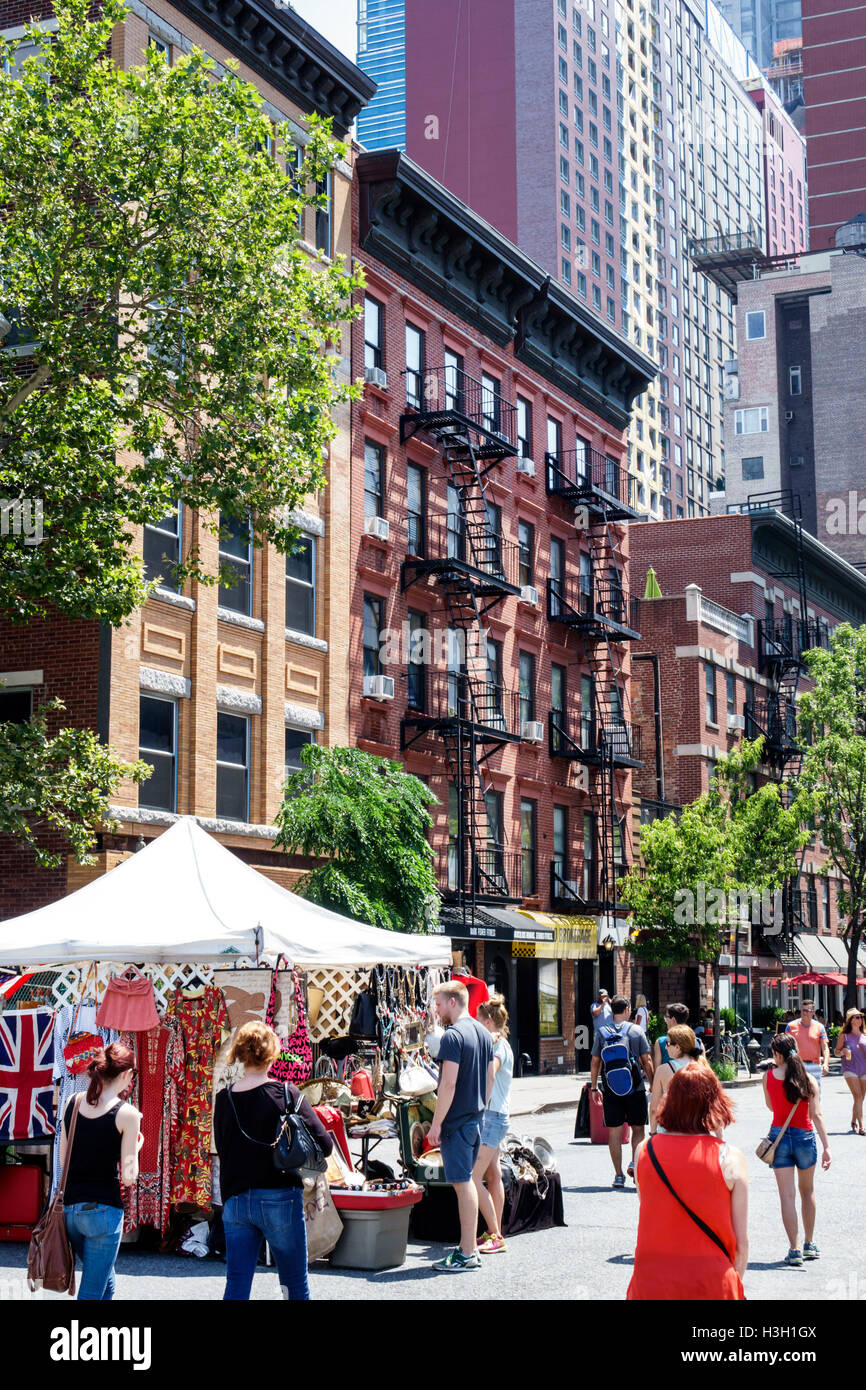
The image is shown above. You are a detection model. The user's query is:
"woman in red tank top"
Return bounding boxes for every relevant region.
[762,1033,831,1266]
[628,1066,748,1301]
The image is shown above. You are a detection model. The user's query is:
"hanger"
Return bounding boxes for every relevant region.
[118,964,148,983]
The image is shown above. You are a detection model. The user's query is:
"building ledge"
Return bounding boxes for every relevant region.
[217,608,265,633]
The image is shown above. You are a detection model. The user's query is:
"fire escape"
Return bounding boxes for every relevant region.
[544,445,643,915]
[400,367,523,930]
[742,492,829,968]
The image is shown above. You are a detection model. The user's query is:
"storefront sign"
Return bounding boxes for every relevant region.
[518,913,599,960]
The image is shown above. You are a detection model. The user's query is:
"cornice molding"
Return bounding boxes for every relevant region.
[356,150,655,431]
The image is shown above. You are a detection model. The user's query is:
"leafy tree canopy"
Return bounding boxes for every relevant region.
[274,746,440,934]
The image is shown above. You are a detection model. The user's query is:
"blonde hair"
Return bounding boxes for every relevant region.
[228,1020,280,1070]
[636,994,647,1009]
[477,993,509,1037]
[433,980,469,1008]
[667,1024,704,1062]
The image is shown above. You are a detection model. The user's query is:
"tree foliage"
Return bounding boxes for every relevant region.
[0,0,362,624]
[274,746,440,934]
[799,623,866,1004]
[0,701,150,866]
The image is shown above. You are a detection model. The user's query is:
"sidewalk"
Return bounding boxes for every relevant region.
[508,1068,763,1118]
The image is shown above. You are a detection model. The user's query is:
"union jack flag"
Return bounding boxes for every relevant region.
[0,1009,56,1141]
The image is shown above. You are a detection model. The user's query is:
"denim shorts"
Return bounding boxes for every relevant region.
[440,1118,482,1183]
[480,1110,509,1149]
[769,1124,817,1169]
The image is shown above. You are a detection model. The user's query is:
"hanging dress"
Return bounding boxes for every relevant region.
[120,1016,186,1234]
[50,1002,118,1196]
[165,986,228,1209]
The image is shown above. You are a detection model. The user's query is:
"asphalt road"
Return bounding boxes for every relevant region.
[0,1075,860,1302]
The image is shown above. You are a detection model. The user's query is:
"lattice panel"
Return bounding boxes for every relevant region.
[305,968,367,1042]
[48,962,221,1014]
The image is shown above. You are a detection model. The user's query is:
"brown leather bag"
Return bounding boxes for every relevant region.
[27,1093,81,1295]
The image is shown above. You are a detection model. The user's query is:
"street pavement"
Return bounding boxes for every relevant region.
[0,1073,860,1301]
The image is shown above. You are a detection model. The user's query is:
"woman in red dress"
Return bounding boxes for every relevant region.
[628,1066,749,1300]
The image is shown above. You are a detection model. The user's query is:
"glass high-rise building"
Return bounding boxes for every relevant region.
[356,0,407,150]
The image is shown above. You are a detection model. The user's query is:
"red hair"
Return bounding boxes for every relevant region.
[656,1065,735,1134]
[86,1042,135,1105]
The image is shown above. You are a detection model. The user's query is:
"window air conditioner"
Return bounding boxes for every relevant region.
[727,713,745,731]
[364,366,388,389]
[364,515,390,542]
[785,410,794,421]
[363,675,394,701]
[522,720,545,743]
[517,456,536,477]
[520,585,540,606]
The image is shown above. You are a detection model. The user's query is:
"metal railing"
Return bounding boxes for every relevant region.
[406,670,521,736]
[437,845,523,901]
[548,708,642,764]
[545,447,632,510]
[744,693,799,748]
[758,617,831,669]
[548,575,639,633]
[402,366,517,446]
[402,513,519,589]
[550,860,592,909]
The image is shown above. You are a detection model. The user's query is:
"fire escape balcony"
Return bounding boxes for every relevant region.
[436,845,524,904]
[400,366,518,465]
[548,709,643,768]
[547,575,640,641]
[550,859,628,914]
[545,447,640,520]
[758,617,830,675]
[744,694,800,768]
[402,514,520,604]
[402,671,523,750]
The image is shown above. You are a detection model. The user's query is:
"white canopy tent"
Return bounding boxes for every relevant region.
[0,817,451,969]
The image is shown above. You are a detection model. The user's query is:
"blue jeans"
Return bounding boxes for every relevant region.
[223,1187,309,1301]
[65,1202,124,1300]
[769,1124,818,1169]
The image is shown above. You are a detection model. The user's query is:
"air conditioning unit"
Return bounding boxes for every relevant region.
[522,720,545,743]
[520,584,540,606]
[727,713,745,732]
[517,456,536,477]
[785,410,794,422]
[723,378,739,401]
[363,674,394,701]
[364,366,388,389]
[364,515,390,542]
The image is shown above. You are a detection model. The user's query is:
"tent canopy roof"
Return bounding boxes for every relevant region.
[0,818,451,969]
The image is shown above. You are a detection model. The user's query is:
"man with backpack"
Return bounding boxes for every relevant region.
[590,995,654,1189]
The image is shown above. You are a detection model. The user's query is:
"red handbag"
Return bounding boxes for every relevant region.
[63,966,103,1077]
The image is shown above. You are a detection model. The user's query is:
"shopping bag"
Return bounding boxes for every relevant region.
[302,1172,343,1263]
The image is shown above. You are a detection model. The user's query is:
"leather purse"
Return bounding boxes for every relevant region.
[756,1099,801,1165]
[227,1083,327,1176]
[27,1094,81,1295]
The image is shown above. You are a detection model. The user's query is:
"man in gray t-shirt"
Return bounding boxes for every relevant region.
[428,982,495,1273]
[590,995,654,1190]
[591,990,613,1032]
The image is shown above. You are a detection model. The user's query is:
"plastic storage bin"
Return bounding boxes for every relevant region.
[329,1189,422,1270]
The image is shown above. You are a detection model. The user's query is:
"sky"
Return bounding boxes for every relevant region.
[289,0,358,66]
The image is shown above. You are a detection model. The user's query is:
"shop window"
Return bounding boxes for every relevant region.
[539,960,561,1037]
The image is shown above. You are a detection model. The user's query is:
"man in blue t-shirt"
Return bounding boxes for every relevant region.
[427,980,495,1273]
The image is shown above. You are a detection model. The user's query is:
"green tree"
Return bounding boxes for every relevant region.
[622,738,809,1044]
[0,700,150,867]
[0,0,361,624]
[799,623,866,1007]
[0,0,361,861]
[274,746,440,934]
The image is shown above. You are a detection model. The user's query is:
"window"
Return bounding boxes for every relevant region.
[553,805,567,883]
[745,310,765,340]
[364,440,384,519]
[521,798,537,896]
[550,537,565,618]
[143,505,181,589]
[789,364,802,396]
[407,609,426,711]
[705,663,717,724]
[148,32,171,61]
[823,878,831,932]
[364,296,384,372]
[552,662,566,722]
[519,651,536,725]
[480,372,501,434]
[516,396,532,460]
[583,811,596,899]
[315,173,331,256]
[518,520,534,589]
[735,407,769,435]
[726,672,736,720]
[741,455,764,481]
[444,349,464,411]
[216,712,249,822]
[407,463,426,557]
[405,323,425,408]
[0,687,32,723]
[285,534,316,635]
[218,514,252,615]
[285,726,314,777]
[139,696,177,812]
[547,416,563,460]
[363,595,384,677]
[538,960,560,1036]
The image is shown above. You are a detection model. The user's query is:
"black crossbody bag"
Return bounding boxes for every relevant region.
[646,1137,734,1264]
[228,1083,327,1175]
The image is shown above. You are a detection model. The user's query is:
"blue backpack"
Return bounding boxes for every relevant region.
[599,1023,640,1097]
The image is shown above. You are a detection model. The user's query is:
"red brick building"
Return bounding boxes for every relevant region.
[629,509,866,1022]
[350,150,654,1072]
[802,0,866,251]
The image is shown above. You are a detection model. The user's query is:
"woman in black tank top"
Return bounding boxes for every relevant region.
[59,1042,142,1300]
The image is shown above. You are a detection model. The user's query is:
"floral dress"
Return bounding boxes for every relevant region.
[165,986,228,1209]
[120,1016,186,1234]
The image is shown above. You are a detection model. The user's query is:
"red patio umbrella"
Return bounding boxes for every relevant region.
[784,971,866,987]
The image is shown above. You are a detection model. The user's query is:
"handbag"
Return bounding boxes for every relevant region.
[227,1083,327,1176]
[756,1099,801,1165]
[27,1094,81,1295]
[302,1171,343,1262]
[398,1061,437,1097]
[646,1137,734,1262]
[348,987,378,1041]
[266,961,313,1085]
[63,965,103,1076]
